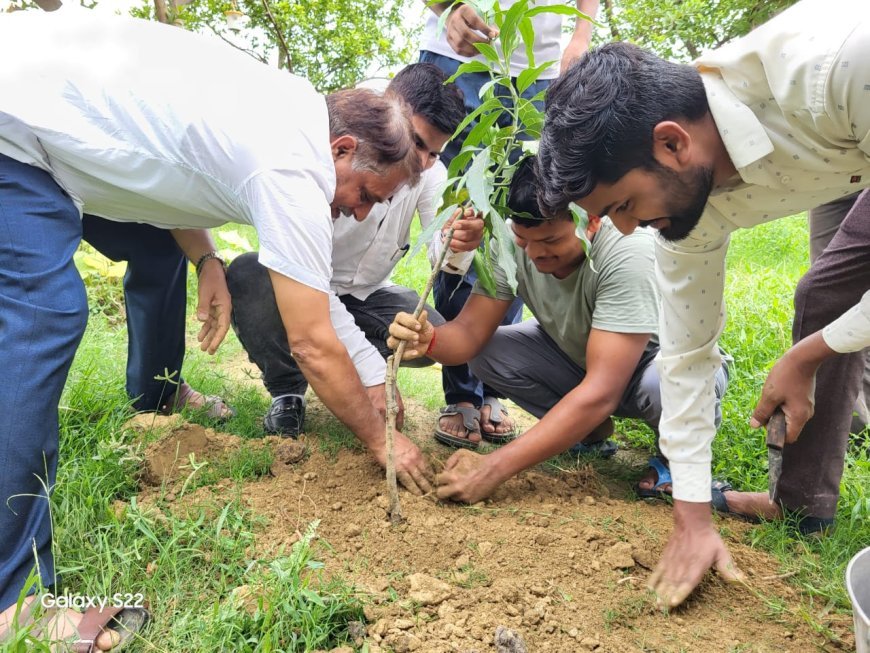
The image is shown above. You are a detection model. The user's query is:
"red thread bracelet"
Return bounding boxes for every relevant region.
[425,329,437,356]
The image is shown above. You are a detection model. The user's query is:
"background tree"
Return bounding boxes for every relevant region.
[132,0,419,92]
[598,0,798,60]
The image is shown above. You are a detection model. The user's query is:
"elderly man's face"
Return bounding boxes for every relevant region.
[330,135,408,221]
[577,163,713,242]
[331,163,406,221]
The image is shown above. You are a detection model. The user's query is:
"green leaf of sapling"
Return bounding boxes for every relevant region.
[466,146,494,216]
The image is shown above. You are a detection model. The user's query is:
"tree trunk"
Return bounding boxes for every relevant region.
[602,0,620,40]
[683,39,700,59]
[154,0,169,23]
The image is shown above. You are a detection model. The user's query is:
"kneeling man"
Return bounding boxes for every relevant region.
[388,158,729,502]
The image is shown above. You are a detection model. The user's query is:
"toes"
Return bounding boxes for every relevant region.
[96,628,121,650]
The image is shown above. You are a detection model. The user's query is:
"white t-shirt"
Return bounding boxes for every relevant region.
[0,7,385,386]
[331,162,473,299]
[420,0,563,79]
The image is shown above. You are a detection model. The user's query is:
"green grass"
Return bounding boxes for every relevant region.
[9,215,868,649]
[4,225,364,651]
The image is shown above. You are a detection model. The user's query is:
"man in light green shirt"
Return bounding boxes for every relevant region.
[388,158,729,501]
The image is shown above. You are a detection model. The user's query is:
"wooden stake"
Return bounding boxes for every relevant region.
[384,207,463,524]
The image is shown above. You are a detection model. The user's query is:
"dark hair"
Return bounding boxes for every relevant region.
[508,157,572,228]
[537,41,709,215]
[326,87,421,185]
[387,63,466,137]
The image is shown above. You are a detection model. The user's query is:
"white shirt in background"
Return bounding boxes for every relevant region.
[420,0,564,79]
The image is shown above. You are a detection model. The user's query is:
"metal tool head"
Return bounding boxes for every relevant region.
[766,408,787,503]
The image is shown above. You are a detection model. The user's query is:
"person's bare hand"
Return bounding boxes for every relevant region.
[196,259,231,354]
[435,449,503,503]
[560,40,589,74]
[368,431,435,495]
[445,3,499,57]
[648,501,743,608]
[749,348,817,444]
[443,207,484,253]
[387,310,435,360]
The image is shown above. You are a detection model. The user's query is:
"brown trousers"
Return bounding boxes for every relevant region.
[780,190,870,519]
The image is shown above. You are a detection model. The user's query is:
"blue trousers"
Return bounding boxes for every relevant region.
[81,215,188,411]
[0,154,89,610]
[419,50,541,406]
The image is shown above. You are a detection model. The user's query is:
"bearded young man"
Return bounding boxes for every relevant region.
[537,0,870,609]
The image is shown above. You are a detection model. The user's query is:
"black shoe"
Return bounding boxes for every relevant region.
[263,394,305,438]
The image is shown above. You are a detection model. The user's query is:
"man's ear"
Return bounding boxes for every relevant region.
[651,121,693,170]
[586,213,602,237]
[331,134,358,159]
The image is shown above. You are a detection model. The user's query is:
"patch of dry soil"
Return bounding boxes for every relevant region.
[132,414,853,652]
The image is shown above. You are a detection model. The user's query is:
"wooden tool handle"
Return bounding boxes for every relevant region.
[766,408,787,450]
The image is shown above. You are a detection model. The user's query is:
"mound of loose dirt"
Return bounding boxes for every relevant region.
[133,417,853,652]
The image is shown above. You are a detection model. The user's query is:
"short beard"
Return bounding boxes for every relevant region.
[650,162,714,242]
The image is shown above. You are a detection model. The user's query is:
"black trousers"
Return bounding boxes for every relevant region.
[226,251,444,397]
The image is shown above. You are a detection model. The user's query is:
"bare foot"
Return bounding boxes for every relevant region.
[161,382,234,420]
[437,402,481,445]
[720,490,782,521]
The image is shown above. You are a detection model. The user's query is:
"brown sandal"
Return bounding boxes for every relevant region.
[480,396,518,444]
[434,405,481,450]
[71,605,150,652]
[158,382,235,421]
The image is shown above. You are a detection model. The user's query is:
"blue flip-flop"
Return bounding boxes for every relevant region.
[567,438,618,458]
[635,456,672,498]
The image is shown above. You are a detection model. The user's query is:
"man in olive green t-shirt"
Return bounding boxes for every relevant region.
[388,158,730,502]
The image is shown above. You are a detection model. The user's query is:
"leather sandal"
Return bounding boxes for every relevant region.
[480,396,518,444]
[158,381,235,421]
[13,605,150,652]
[70,605,149,652]
[434,405,481,450]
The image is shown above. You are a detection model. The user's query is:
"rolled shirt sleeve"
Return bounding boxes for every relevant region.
[328,291,387,386]
[423,164,475,275]
[655,223,730,503]
[823,290,870,353]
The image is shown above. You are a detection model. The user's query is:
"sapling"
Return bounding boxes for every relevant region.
[383,0,593,523]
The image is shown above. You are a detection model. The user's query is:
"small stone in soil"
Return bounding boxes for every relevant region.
[494,625,528,653]
[477,541,494,557]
